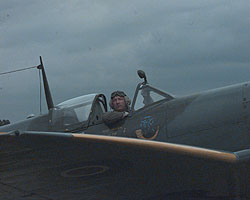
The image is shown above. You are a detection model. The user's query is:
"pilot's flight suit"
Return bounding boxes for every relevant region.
[103,111,128,126]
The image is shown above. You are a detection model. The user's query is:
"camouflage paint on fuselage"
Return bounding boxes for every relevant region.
[1,82,250,153]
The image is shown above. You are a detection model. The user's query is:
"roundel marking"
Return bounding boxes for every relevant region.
[136,116,159,139]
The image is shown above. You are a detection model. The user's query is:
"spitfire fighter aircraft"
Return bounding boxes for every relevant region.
[0,57,250,199]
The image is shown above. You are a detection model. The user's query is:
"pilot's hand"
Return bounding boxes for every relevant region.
[123,112,129,118]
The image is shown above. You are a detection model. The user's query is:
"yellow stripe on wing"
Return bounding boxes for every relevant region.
[72,134,237,163]
[0,132,9,136]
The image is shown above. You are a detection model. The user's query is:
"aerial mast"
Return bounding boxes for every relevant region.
[37,56,54,110]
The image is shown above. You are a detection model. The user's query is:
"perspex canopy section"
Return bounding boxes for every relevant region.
[52,94,98,129]
[56,94,97,109]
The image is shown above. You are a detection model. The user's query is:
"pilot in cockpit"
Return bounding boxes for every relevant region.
[103,91,131,126]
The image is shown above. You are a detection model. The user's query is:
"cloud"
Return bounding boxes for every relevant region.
[0,0,249,122]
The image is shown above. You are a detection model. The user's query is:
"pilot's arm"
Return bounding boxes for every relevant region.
[103,111,128,125]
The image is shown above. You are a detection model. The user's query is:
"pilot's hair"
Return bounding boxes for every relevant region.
[109,91,131,110]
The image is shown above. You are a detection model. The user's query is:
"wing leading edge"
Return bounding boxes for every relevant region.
[1,131,250,199]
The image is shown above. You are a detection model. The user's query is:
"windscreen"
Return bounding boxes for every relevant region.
[134,87,166,111]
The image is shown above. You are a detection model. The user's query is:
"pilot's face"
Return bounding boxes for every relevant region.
[112,96,126,112]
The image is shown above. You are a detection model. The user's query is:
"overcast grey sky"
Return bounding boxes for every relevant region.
[0,0,249,122]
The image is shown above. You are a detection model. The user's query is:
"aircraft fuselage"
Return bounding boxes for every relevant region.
[1,82,250,152]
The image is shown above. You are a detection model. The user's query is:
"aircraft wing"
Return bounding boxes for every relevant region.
[1,131,250,199]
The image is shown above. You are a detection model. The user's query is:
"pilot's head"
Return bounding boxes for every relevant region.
[109,91,131,112]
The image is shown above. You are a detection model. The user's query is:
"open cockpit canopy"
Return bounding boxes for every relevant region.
[50,94,107,132]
